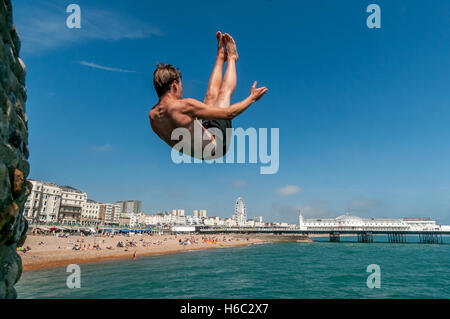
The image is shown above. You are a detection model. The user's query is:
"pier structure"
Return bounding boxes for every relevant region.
[387,232,406,243]
[419,232,443,244]
[357,232,374,243]
[296,213,449,244]
[329,232,340,242]
[197,227,449,244]
[196,213,450,245]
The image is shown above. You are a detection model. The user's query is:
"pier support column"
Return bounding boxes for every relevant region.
[358,232,373,243]
[420,233,443,244]
[330,232,340,242]
[388,233,406,243]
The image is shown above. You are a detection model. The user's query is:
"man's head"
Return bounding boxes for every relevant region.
[153,63,182,99]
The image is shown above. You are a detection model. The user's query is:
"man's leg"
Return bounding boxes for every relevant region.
[202,33,238,159]
[204,31,226,105]
[199,31,227,153]
[216,33,238,108]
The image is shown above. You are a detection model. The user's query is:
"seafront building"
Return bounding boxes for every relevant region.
[172,209,185,217]
[99,203,121,226]
[81,200,101,226]
[24,180,62,223]
[115,200,142,217]
[193,210,207,218]
[185,215,203,225]
[58,186,87,225]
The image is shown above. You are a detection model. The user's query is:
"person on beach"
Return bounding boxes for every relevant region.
[149,32,268,159]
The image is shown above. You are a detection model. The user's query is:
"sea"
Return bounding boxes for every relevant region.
[16,236,450,299]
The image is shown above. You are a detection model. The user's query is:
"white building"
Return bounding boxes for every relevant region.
[136,213,151,227]
[246,216,264,228]
[24,180,61,223]
[186,215,203,225]
[204,216,223,226]
[224,217,237,227]
[82,199,101,226]
[402,218,441,231]
[115,200,142,217]
[174,215,186,225]
[143,214,161,226]
[112,203,121,225]
[160,212,176,225]
[193,210,207,218]
[245,220,255,227]
[172,209,185,217]
[59,186,87,225]
[274,222,290,228]
[141,212,181,226]
[171,226,196,233]
[298,213,443,232]
[129,213,140,228]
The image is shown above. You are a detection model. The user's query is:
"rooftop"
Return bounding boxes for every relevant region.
[60,186,84,194]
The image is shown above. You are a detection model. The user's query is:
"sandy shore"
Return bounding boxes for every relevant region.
[19,234,267,271]
[18,232,340,271]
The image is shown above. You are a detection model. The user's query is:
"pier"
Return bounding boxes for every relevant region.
[196,227,450,244]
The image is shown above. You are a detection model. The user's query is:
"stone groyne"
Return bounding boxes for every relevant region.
[0,0,30,299]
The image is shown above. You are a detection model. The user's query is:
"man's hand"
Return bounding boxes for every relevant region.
[184,81,268,121]
[250,81,268,102]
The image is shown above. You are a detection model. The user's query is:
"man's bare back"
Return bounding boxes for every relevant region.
[149,99,197,149]
[149,32,268,158]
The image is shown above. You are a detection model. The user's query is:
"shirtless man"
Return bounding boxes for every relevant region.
[149,32,268,159]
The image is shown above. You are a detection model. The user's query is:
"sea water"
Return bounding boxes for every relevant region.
[16,238,450,299]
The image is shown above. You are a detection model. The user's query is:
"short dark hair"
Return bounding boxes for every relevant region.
[153,63,182,97]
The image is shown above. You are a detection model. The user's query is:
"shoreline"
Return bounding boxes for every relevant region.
[22,241,261,271]
[20,234,270,272]
[19,233,321,272]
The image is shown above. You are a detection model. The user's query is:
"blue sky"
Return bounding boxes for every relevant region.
[13,0,450,224]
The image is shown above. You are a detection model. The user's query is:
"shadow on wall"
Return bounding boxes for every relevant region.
[0,0,30,299]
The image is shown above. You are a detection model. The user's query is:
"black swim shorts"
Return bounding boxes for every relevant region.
[202,119,232,157]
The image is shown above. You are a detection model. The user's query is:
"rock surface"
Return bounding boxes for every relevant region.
[0,0,29,299]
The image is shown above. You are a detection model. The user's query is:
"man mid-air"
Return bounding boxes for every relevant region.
[149,32,268,159]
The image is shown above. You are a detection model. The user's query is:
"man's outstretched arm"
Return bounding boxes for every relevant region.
[183,82,268,120]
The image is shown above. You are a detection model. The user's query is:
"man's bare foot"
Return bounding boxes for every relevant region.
[216,31,226,60]
[223,33,239,61]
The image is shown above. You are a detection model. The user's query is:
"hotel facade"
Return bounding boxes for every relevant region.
[24,181,61,223]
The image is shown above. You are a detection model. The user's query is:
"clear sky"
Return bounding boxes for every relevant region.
[13,0,450,224]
